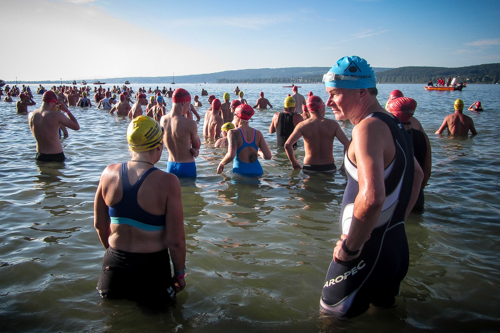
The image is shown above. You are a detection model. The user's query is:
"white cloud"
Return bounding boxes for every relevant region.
[62,0,97,4]
[465,39,500,47]
[169,14,292,30]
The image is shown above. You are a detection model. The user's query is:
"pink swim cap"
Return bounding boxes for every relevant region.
[387,97,417,123]
[42,90,58,103]
[306,95,324,112]
[172,88,191,103]
[235,104,255,121]
[231,100,241,108]
[212,98,221,110]
[389,90,404,100]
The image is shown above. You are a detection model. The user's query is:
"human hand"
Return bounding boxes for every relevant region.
[190,148,199,158]
[292,162,302,170]
[174,276,186,293]
[333,234,361,262]
[217,163,224,174]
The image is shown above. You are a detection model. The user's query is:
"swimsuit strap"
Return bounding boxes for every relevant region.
[120,162,158,191]
[238,127,255,144]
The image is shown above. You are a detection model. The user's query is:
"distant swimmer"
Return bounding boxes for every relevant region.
[160,88,201,178]
[97,92,114,110]
[77,92,92,107]
[221,93,233,123]
[67,89,80,106]
[238,91,247,105]
[207,98,224,139]
[147,96,166,122]
[215,122,235,148]
[128,93,148,119]
[193,95,202,107]
[234,86,240,96]
[253,92,273,109]
[94,116,186,305]
[269,96,303,147]
[166,88,173,98]
[291,86,306,114]
[28,91,80,162]
[284,95,349,172]
[468,101,483,112]
[4,92,12,102]
[217,104,272,176]
[16,93,36,114]
[110,93,132,116]
[57,87,68,106]
[435,99,477,136]
[202,95,216,137]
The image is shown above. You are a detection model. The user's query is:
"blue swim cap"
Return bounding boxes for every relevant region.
[324,56,376,89]
[156,95,164,103]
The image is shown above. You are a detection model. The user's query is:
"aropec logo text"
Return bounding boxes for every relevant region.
[323,260,366,288]
[344,59,372,79]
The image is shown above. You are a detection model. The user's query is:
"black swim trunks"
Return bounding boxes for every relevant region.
[35,152,65,162]
[303,163,337,173]
[97,247,176,305]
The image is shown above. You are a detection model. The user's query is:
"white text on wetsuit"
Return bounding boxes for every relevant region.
[324,260,366,288]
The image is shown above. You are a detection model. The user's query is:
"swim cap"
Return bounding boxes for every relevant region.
[112,94,116,99]
[389,90,404,100]
[324,56,376,89]
[212,98,221,110]
[208,94,215,104]
[221,122,235,132]
[157,95,164,103]
[306,95,324,112]
[127,115,163,152]
[308,91,313,97]
[235,104,254,121]
[476,101,481,107]
[231,100,241,108]
[150,96,155,102]
[454,99,464,110]
[292,86,298,92]
[223,92,230,101]
[284,96,296,108]
[259,92,264,98]
[172,88,191,103]
[387,97,417,123]
[139,94,147,99]
[19,93,26,100]
[194,95,199,99]
[119,93,126,101]
[82,92,87,97]
[239,91,244,97]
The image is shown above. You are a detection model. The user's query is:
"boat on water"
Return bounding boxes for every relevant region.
[283,85,301,88]
[124,80,130,84]
[81,80,87,85]
[72,80,77,85]
[171,73,175,85]
[93,81,106,85]
[0,79,5,87]
[425,86,464,91]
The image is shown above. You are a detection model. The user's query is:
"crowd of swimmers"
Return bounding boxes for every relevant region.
[4,55,482,319]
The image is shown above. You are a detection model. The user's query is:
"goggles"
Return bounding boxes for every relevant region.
[322,72,358,83]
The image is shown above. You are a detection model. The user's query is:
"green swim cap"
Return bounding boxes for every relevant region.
[324,56,376,89]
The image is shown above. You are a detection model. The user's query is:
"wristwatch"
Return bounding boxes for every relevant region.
[342,239,360,256]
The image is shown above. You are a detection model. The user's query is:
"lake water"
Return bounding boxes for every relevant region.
[1,83,499,332]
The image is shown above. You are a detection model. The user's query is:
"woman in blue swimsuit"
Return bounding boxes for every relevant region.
[217,104,272,176]
[94,116,186,306]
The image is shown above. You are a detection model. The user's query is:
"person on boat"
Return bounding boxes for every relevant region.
[16,93,36,114]
[146,96,166,122]
[427,80,434,87]
[160,88,201,178]
[28,91,80,162]
[221,93,233,124]
[284,95,349,173]
[468,101,483,111]
[128,94,148,119]
[94,116,186,306]
[320,56,423,318]
[291,86,306,114]
[207,98,224,139]
[387,96,431,212]
[193,95,202,107]
[435,99,477,136]
[77,92,92,107]
[215,122,235,148]
[238,91,247,105]
[269,96,303,147]
[110,93,132,116]
[253,92,273,109]
[217,104,272,176]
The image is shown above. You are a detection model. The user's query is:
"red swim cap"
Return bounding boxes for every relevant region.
[306,95,324,112]
[172,88,191,103]
[208,95,215,104]
[212,98,221,110]
[387,97,417,123]
[42,90,58,103]
[292,86,298,92]
[231,100,241,108]
[19,93,26,100]
[259,92,264,97]
[194,95,199,99]
[389,90,404,100]
[235,104,255,121]
[120,93,126,101]
[139,93,147,99]
[476,101,481,106]
[308,91,313,97]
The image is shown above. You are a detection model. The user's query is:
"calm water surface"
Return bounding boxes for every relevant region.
[0,83,499,332]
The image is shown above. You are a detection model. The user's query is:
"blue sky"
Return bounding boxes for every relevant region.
[1,0,499,81]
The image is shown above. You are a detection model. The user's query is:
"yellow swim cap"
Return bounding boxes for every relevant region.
[284,96,296,108]
[150,96,154,102]
[82,92,87,97]
[221,122,235,132]
[223,92,230,101]
[454,99,464,110]
[239,91,244,97]
[127,116,163,152]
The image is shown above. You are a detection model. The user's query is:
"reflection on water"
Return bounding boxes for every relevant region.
[1,83,500,332]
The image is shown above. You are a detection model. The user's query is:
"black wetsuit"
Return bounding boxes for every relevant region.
[35,152,65,162]
[276,112,296,147]
[320,112,414,317]
[406,127,427,211]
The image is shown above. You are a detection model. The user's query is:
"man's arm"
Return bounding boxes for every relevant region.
[267,99,273,108]
[94,175,111,249]
[405,157,424,218]
[58,103,80,130]
[269,113,278,133]
[284,125,303,170]
[217,130,238,173]
[190,121,201,158]
[256,131,272,160]
[435,117,448,134]
[109,104,117,114]
[469,119,478,136]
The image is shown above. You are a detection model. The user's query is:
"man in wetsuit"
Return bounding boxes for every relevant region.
[284,95,349,173]
[28,90,80,162]
[269,96,303,147]
[320,56,423,318]
[435,99,477,136]
[160,88,201,178]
